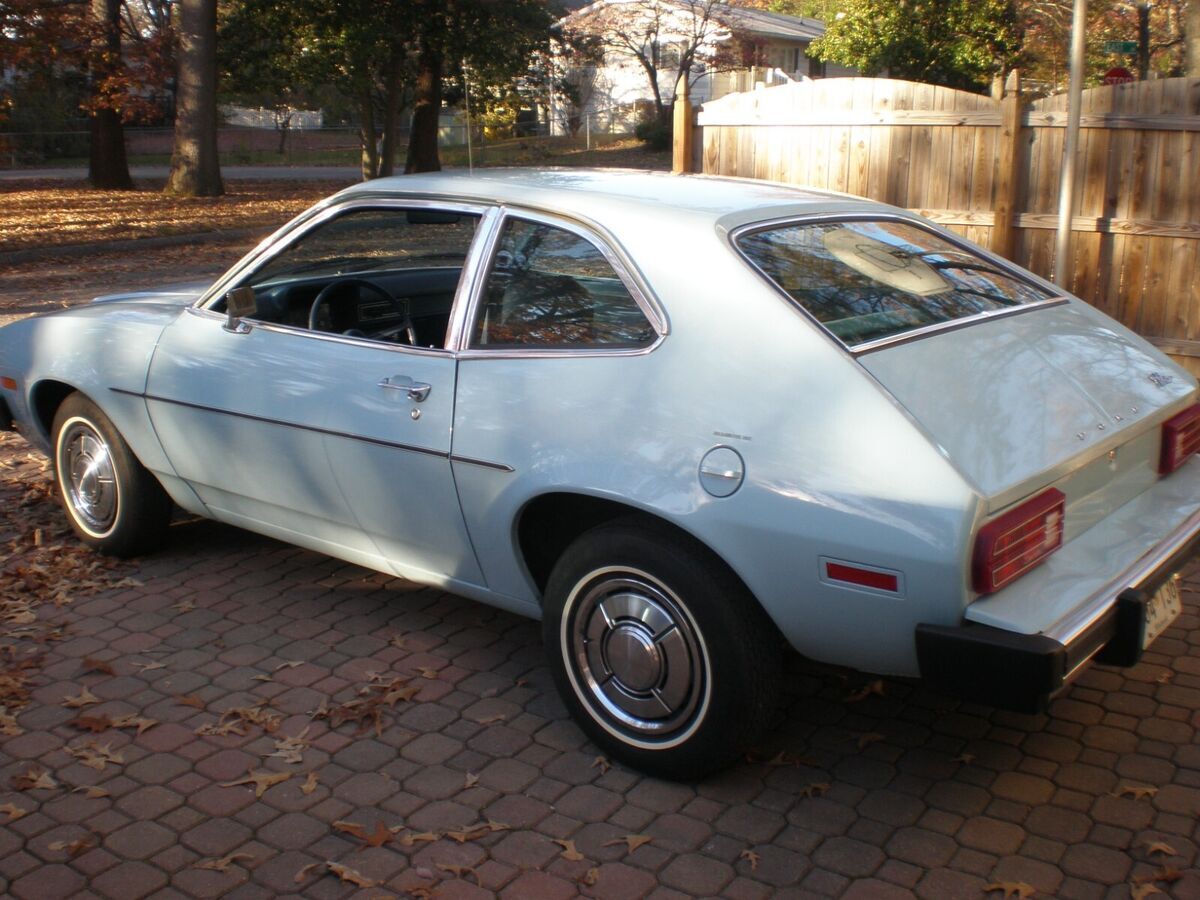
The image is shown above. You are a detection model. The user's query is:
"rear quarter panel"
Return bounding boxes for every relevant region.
[451,213,980,676]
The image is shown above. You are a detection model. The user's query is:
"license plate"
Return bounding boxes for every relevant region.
[1143,574,1183,649]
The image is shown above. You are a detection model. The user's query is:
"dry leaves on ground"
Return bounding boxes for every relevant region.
[220,768,291,798]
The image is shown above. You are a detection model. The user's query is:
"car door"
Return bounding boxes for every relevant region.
[145,201,490,585]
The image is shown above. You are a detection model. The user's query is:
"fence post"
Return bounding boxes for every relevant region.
[673,79,695,174]
[990,69,1023,261]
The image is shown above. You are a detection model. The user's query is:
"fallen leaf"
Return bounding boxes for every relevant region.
[400,831,441,846]
[409,889,436,900]
[275,660,304,670]
[446,824,491,843]
[1140,840,1177,858]
[0,802,30,821]
[1131,885,1163,899]
[326,861,377,888]
[437,863,481,884]
[110,714,157,736]
[592,756,611,775]
[1155,671,1173,684]
[220,769,291,798]
[582,866,600,885]
[176,694,205,709]
[251,674,274,683]
[603,834,653,853]
[48,837,94,857]
[0,709,22,736]
[131,661,165,672]
[478,713,506,725]
[857,732,885,750]
[765,750,819,768]
[72,785,110,798]
[80,658,115,676]
[381,682,420,705]
[173,600,196,613]
[801,782,830,798]
[70,714,113,733]
[389,635,408,649]
[193,852,254,872]
[1114,784,1159,801]
[515,677,528,687]
[415,666,439,679]
[333,820,368,840]
[265,729,310,765]
[335,820,395,850]
[953,753,976,765]
[11,766,57,790]
[464,772,479,789]
[485,820,511,833]
[61,687,101,709]
[984,881,1036,898]
[553,838,585,861]
[740,849,760,871]
[65,741,124,771]
[845,679,886,702]
[294,862,324,884]
[301,771,319,794]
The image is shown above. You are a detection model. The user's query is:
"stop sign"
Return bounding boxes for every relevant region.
[1104,67,1135,85]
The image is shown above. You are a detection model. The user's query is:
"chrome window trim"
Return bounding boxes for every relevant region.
[445,207,504,352]
[197,197,493,318]
[184,305,457,358]
[455,205,668,357]
[729,212,1069,356]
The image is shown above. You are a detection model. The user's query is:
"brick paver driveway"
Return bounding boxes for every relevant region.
[1,435,1198,900]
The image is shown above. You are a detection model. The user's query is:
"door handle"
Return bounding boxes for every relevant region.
[378,375,431,402]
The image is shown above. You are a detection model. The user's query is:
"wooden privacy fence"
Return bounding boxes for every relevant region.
[694,77,1200,375]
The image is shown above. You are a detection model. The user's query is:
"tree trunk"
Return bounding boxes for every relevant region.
[1136,1,1151,80]
[405,44,443,174]
[378,50,403,178]
[87,0,133,190]
[1187,0,1200,77]
[165,0,223,197]
[358,79,378,180]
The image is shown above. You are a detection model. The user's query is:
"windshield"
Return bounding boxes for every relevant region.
[736,219,1058,348]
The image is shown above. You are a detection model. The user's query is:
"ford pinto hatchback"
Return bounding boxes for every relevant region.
[1,170,1197,778]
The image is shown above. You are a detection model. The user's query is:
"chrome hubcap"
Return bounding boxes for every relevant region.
[61,422,117,535]
[567,571,707,741]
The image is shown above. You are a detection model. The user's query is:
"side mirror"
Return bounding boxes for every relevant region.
[223,286,256,333]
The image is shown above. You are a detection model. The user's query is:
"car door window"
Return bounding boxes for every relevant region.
[231,207,479,349]
[469,218,656,349]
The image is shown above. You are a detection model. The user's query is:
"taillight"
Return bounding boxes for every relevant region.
[1159,404,1200,475]
[972,488,1065,594]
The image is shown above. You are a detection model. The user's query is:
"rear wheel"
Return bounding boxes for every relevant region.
[52,393,172,557]
[543,521,782,779]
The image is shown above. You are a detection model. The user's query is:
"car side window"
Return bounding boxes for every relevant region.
[469,218,656,349]
[227,207,479,350]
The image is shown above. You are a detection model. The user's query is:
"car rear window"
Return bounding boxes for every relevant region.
[736,219,1058,349]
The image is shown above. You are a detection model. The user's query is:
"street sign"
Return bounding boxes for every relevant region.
[1104,40,1138,54]
[1103,67,1136,85]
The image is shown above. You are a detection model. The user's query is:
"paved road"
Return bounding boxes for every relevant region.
[0,165,364,182]
[0,430,1197,898]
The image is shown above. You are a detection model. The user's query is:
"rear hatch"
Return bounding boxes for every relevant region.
[859,301,1196,523]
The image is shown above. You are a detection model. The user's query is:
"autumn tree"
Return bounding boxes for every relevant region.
[165,0,223,196]
[810,0,1021,92]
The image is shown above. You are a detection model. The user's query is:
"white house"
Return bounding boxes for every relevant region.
[552,0,853,134]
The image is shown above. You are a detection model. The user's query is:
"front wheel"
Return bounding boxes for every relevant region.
[52,393,172,557]
[543,521,782,780]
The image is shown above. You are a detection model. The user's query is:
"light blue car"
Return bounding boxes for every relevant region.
[2,170,1197,777]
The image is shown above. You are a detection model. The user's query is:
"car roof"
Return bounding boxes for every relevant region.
[338,168,877,231]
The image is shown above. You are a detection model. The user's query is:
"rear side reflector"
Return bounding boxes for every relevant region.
[1159,404,1200,475]
[0,376,16,390]
[824,561,899,593]
[973,488,1065,594]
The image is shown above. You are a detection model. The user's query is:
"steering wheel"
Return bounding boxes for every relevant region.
[308,278,414,343]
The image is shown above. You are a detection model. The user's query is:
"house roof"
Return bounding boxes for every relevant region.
[563,1,825,43]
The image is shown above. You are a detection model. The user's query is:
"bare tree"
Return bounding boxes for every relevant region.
[566,0,729,124]
[165,0,222,196]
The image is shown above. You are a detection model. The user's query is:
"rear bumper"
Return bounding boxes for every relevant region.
[916,509,1200,713]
